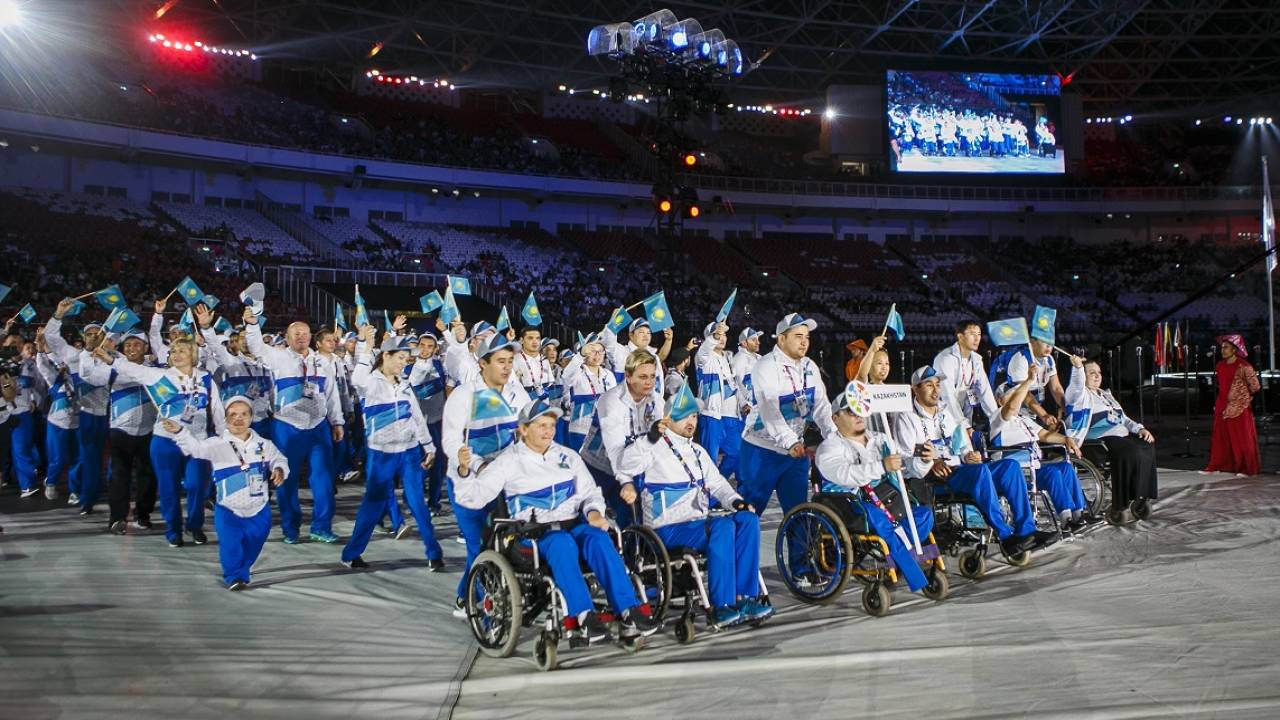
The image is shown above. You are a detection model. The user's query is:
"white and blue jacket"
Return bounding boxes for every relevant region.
[441,377,531,481]
[350,347,436,457]
[891,400,971,480]
[815,430,896,494]
[110,358,225,440]
[80,355,159,437]
[731,348,761,416]
[694,338,737,420]
[742,348,836,455]
[173,427,289,518]
[243,323,343,432]
[44,318,108,417]
[409,356,447,424]
[560,354,616,436]
[201,328,274,423]
[1063,366,1145,443]
[35,353,79,430]
[617,428,741,529]
[455,440,605,521]
[581,381,663,478]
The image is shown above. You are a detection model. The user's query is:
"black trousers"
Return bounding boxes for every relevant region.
[108,430,156,524]
[1083,436,1158,509]
[0,414,14,485]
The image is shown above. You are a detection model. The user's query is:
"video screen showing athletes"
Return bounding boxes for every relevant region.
[886,70,1065,175]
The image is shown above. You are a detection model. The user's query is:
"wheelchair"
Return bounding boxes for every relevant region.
[775,479,949,617]
[464,514,653,672]
[619,508,773,644]
[1081,439,1152,525]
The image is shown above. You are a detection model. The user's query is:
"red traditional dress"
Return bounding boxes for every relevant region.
[1205,354,1260,476]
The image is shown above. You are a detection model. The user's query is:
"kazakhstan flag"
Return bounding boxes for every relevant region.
[987,317,1030,347]
[643,291,674,332]
[521,292,542,326]
[471,387,513,421]
[447,275,472,296]
[607,306,633,334]
[95,285,127,310]
[1030,305,1057,344]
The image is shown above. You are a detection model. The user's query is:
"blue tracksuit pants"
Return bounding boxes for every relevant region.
[214,504,271,585]
[718,416,744,479]
[343,448,443,563]
[150,435,210,542]
[857,498,935,592]
[75,413,108,509]
[656,511,760,608]
[45,423,80,491]
[1035,461,1086,515]
[942,460,1035,540]
[738,441,810,516]
[450,479,494,600]
[587,464,636,529]
[271,420,336,539]
[531,523,642,618]
[10,412,40,491]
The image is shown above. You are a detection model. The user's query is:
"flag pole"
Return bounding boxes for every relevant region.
[1263,156,1275,372]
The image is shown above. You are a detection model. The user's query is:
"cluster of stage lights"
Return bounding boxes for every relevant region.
[1087,115,1133,125]
[553,85,816,119]
[365,69,454,90]
[587,9,745,76]
[1193,116,1274,126]
[148,33,256,60]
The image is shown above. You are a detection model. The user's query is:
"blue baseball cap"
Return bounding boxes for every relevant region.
[775,312,817,336]
[518,397,563,424]
[628,318,650,333]
[738,327,763,344]
[477,333,517,359]
[910,365,946,386]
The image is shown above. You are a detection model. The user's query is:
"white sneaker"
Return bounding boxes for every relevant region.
[21,487,40,499]
[67,493,80,505]
[454,534,467,545]
[44,485,58,500]
[394,523,413,541]
[452,598,467,619]
[340,471,361,483]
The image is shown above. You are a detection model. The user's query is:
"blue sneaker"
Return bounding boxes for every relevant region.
[282,536,300,545]
[710,605,743,628]
[309,531,339,544]
[738,598,774,623]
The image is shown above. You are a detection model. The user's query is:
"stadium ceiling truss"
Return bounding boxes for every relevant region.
[140,0,1280,112]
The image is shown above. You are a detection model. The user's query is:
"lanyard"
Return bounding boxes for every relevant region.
[226,437,263,471]
[661,435,705,491]
[521,352,544,386]
[914,405,948,444]
[583,366,601,397]
[294,351,314,386]
[958,350,974,388]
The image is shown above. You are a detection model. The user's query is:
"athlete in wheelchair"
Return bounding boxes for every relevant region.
[990,374,1093,536]
[454,399,658,670]
[776,390,948,617]
[613,382,773,644]
[892,366,1052,577]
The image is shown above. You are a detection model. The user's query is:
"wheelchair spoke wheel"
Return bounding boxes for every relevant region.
[775,502,852,605]
[1070,455,1109,519]
[861,583,892,617]
[466,550,524,659]
[620,525,672,623]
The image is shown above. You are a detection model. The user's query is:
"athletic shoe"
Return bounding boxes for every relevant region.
[109,520,127,535]
[1028,530,1059,550]
[710,605,744,628]
[20,487,40,499]
[168,537,184,548]
[1000,534,1029,557]
[340,471,361,483]
[452,597,467,619]
[309,530,339,544]
[227,580,248,592]
[190,529,208,545]
[620,605,660,637]
[342,556,369,569]
[427,558,445,572]
[282,536,300,545]
[738,598,775,623]
[43,485,57,500]
[67,493,79,505]
[454,534,467,545]
[580,612,610,643]
[394,523,413,541]
[132,517,153,530]
[79,506,94,517]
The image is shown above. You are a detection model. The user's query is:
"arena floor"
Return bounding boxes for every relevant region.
[896,151,1067,174]
[2,467,1278,720]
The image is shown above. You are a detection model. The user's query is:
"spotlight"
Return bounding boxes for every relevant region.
[1269,118,1274,124]
[1195,119,1202,126]
[472,190,481,198]
[1224,116,1232,122]
[683,153,697,167]
[0,0,23,28]
[451,188,460,197]
[824,108,836,121]
[658,198,673,213]
[1251,118,1258,125]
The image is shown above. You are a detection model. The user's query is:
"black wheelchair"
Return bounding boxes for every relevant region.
[464,514,654,671]
[774,476,948,617]
[1081,439,1152,524]
[619,508,773,644]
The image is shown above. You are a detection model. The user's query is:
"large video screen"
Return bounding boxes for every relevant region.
[886,70,1064,174]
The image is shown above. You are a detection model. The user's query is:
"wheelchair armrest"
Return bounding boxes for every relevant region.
[992,441,1037,452]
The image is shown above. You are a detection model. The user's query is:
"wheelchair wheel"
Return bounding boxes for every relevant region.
[921,568,949,601]
[861,583,892,617]
[958,548,986,579]
[466,550,523,659]
[534,632,558,672]
[1105,506,1126,525]
[775,502,853,605]
[1131,497,1151,521]
[1071,455,1109,518]
[1006,549,1032,568]
[620,525,672,623]
[674,614,696,645]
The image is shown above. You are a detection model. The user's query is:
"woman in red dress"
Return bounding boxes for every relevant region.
[1204,334,1261,476]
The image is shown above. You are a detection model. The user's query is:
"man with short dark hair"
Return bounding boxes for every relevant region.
[932,320,999,428]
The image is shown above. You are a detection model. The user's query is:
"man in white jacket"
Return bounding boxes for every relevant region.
[617,381,772,628]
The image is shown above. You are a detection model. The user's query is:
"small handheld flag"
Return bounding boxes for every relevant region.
[214,316,233,334]
[716,288,737,323]
[95,285,127,311]
[202,295,219,310]
[471,387,513,421]
[440,287,460,325]
[0,283,10,304]
[353,285,369,327]
[419,290,444,314]
[145,376,183,417]
[884,305,906,341]
[521,292,542,326]
[495,306,511,332]
[383,310,394,333]
[17,303,36,324]
[950,427,969,457]
[606,306,633,334]
[986,317,1030,347]
[447,275,472,296]
[178,308,195,332]
[175,276,204,305]
[667,380,700,421]
[1030,305,1057,344]
[62,298,86,318]
[575,330,587,350]
[104,307,141,334]
[334,302,347,331]
[643,291,674,332]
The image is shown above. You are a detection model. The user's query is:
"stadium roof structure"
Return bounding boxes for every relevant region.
[126,0,1280,113]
